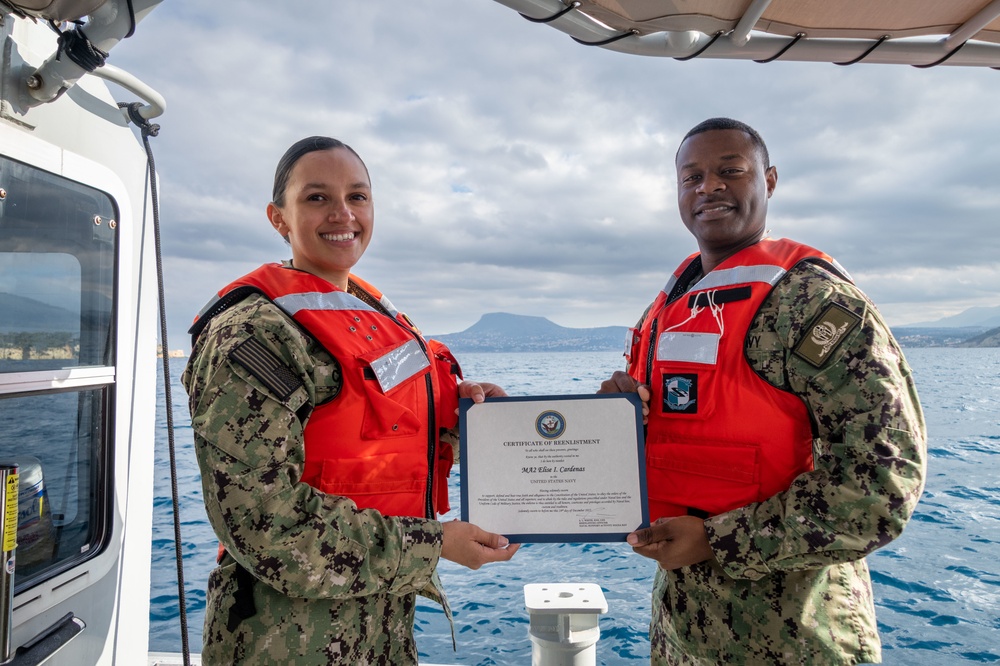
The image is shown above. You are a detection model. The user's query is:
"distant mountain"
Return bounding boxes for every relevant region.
[892,304,1000,347]
[429,310,1000,353]
[429,312,628,352]
[901,305,1000,329]
[0,292,77,332]
[890,327,991,348]
[956,325,1000,348]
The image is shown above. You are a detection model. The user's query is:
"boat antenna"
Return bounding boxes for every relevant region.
[120,102,192,666]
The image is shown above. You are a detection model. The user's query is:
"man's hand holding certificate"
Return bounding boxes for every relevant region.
[459,394,649,543]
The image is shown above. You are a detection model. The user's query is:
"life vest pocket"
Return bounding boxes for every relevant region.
[646,441,760,517]
[357,343,428,440]
[358,372,423,440]
[654,363,718,420]
[312,455,425,517]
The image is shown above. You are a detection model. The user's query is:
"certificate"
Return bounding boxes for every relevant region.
[459,393,648,543]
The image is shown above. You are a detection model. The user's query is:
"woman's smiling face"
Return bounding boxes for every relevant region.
[267,147,373,289]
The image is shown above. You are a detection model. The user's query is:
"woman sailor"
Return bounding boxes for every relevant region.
[183,136,518,664]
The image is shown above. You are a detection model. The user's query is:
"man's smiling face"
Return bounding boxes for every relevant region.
[675,129,777,269]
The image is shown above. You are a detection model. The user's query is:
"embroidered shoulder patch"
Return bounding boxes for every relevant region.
[792,303,862,368]
[228,337,303,402]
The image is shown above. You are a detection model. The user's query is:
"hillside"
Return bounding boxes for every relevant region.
[429,312,628,353]
[428,312,1000,352]
[890,327,992,348]
[956,325,1000,348]
[892,304,1000,347]
[903,305,1000,329]
[0,292,77,332]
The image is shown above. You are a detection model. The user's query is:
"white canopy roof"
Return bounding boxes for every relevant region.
[493,0,1000,67]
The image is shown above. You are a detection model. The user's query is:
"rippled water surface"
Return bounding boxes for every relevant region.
[151,349,1000,664]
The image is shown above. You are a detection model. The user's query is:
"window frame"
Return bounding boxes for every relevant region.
[0,153,120,592]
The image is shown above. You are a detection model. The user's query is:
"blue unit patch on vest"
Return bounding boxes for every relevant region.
[663,374,698,414]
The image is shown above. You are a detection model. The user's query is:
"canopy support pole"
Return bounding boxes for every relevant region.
[945,0,1000,50]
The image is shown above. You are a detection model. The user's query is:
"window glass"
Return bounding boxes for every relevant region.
[0,155,116,371]
[0,389,108,586]
[0,253,81,372]
[0,155,116,588]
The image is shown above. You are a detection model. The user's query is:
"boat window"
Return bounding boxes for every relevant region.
[0,390,110,586]
[0,155,115,590]
[0,155,116,371]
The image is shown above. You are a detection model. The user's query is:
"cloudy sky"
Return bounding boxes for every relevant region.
[108,0,1000,351]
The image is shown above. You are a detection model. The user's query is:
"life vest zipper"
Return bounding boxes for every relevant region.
[645,318,658,387]
[374,294,438,520]
[424,372,436,519]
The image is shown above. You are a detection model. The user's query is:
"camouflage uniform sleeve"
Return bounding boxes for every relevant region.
[440,427,461,465]
[704,261,927,581]
[181,294,443,599]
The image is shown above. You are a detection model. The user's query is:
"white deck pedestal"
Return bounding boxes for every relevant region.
[524,583,608,666]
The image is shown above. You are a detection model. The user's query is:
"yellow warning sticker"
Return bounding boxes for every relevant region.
[3,473,19,552]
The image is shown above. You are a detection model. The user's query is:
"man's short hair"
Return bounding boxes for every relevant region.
[680,117,770,169]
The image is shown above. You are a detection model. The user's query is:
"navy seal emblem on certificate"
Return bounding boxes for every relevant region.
[535,410,566,439]
[459,393,649,543]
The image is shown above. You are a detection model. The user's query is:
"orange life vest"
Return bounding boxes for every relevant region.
[626,239,847,521]
[193,263,461,520]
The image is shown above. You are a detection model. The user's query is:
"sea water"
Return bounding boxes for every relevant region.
[150,349,1000,664]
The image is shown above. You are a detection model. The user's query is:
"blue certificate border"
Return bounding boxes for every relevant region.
[458,392,649,543]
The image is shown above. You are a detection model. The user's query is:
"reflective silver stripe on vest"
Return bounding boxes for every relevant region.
[656,332,720,364]
[830,258,853,282]
[195,293,222,321]
[690,265,786,292]
[274,291,377,316]
[660,264,785,298]
[371,339,430,393]
[378,294,399,319]
[662,274,679,296]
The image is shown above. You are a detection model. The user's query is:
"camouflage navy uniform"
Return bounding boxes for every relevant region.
[182,289,448,665]
[639,258,926,665]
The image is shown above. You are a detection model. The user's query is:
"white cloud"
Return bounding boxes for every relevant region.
[107,0,1000,348]
[854,264,1000,326]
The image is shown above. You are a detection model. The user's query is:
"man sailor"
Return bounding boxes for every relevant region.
[600,117,926,665]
